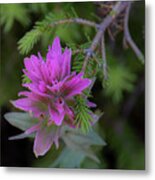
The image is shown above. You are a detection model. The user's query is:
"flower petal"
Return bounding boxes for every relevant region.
[23,83,51,98]
[18,91,31,97]
[48,103,65,126]
[24,55,43,82]
[11,98,33,111]
[46,37,62,62]
[61,48,72,79]
[90,113,100,125]
[46,80,64,95]
[62,73,92,98]
[87,100,97,108]
[64,104,74,121]
[11,98,47,118]
[33,125,61,157]
[9,133,31,140]
[25,123,41,134]
[33,127,53,157]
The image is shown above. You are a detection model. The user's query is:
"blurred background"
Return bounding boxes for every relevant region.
[0,1,145,169]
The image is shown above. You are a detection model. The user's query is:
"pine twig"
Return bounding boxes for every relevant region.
[49,18,99,29]
[123,2,145,63]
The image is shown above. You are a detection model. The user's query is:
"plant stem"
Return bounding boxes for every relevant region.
[50,18,99,29]
[101,35,108,80]
[123,2,145,63]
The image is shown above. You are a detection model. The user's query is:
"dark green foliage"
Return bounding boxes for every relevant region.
[1,2,145,169]
[0,4,30,32]
[105,65,137,103]
[105,121,145,169]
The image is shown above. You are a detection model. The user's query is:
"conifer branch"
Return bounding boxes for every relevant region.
[74,96,93,133]
[49,18,99,29]
[82,2,129,72]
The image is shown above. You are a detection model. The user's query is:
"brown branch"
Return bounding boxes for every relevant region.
[107,28,115,41]
[101,35,108,80]
[49,18,99,29]
[72,49,85,55]
[123,2,145,63]
[82,1,129,72]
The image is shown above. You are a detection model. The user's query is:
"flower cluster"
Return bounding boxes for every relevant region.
[12,37,93,157]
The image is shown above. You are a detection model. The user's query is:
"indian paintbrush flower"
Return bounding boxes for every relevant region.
[11,37,94,157]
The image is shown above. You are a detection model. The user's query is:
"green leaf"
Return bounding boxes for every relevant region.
[4,112,38,131]
[9,133,33,140]
[51,147,85,168]
[62,126,106,146]
[61,126,106,163]
[81,158,100,169]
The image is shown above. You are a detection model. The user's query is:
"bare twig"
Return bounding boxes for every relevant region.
[72,49,85,55]
[123,2,145,63]
[101,35,108,80]
[82,2,129,71]
[107,28,115,41]
[49,18,99,29]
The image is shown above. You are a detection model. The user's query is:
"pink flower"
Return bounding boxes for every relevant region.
[12,37,92,157]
